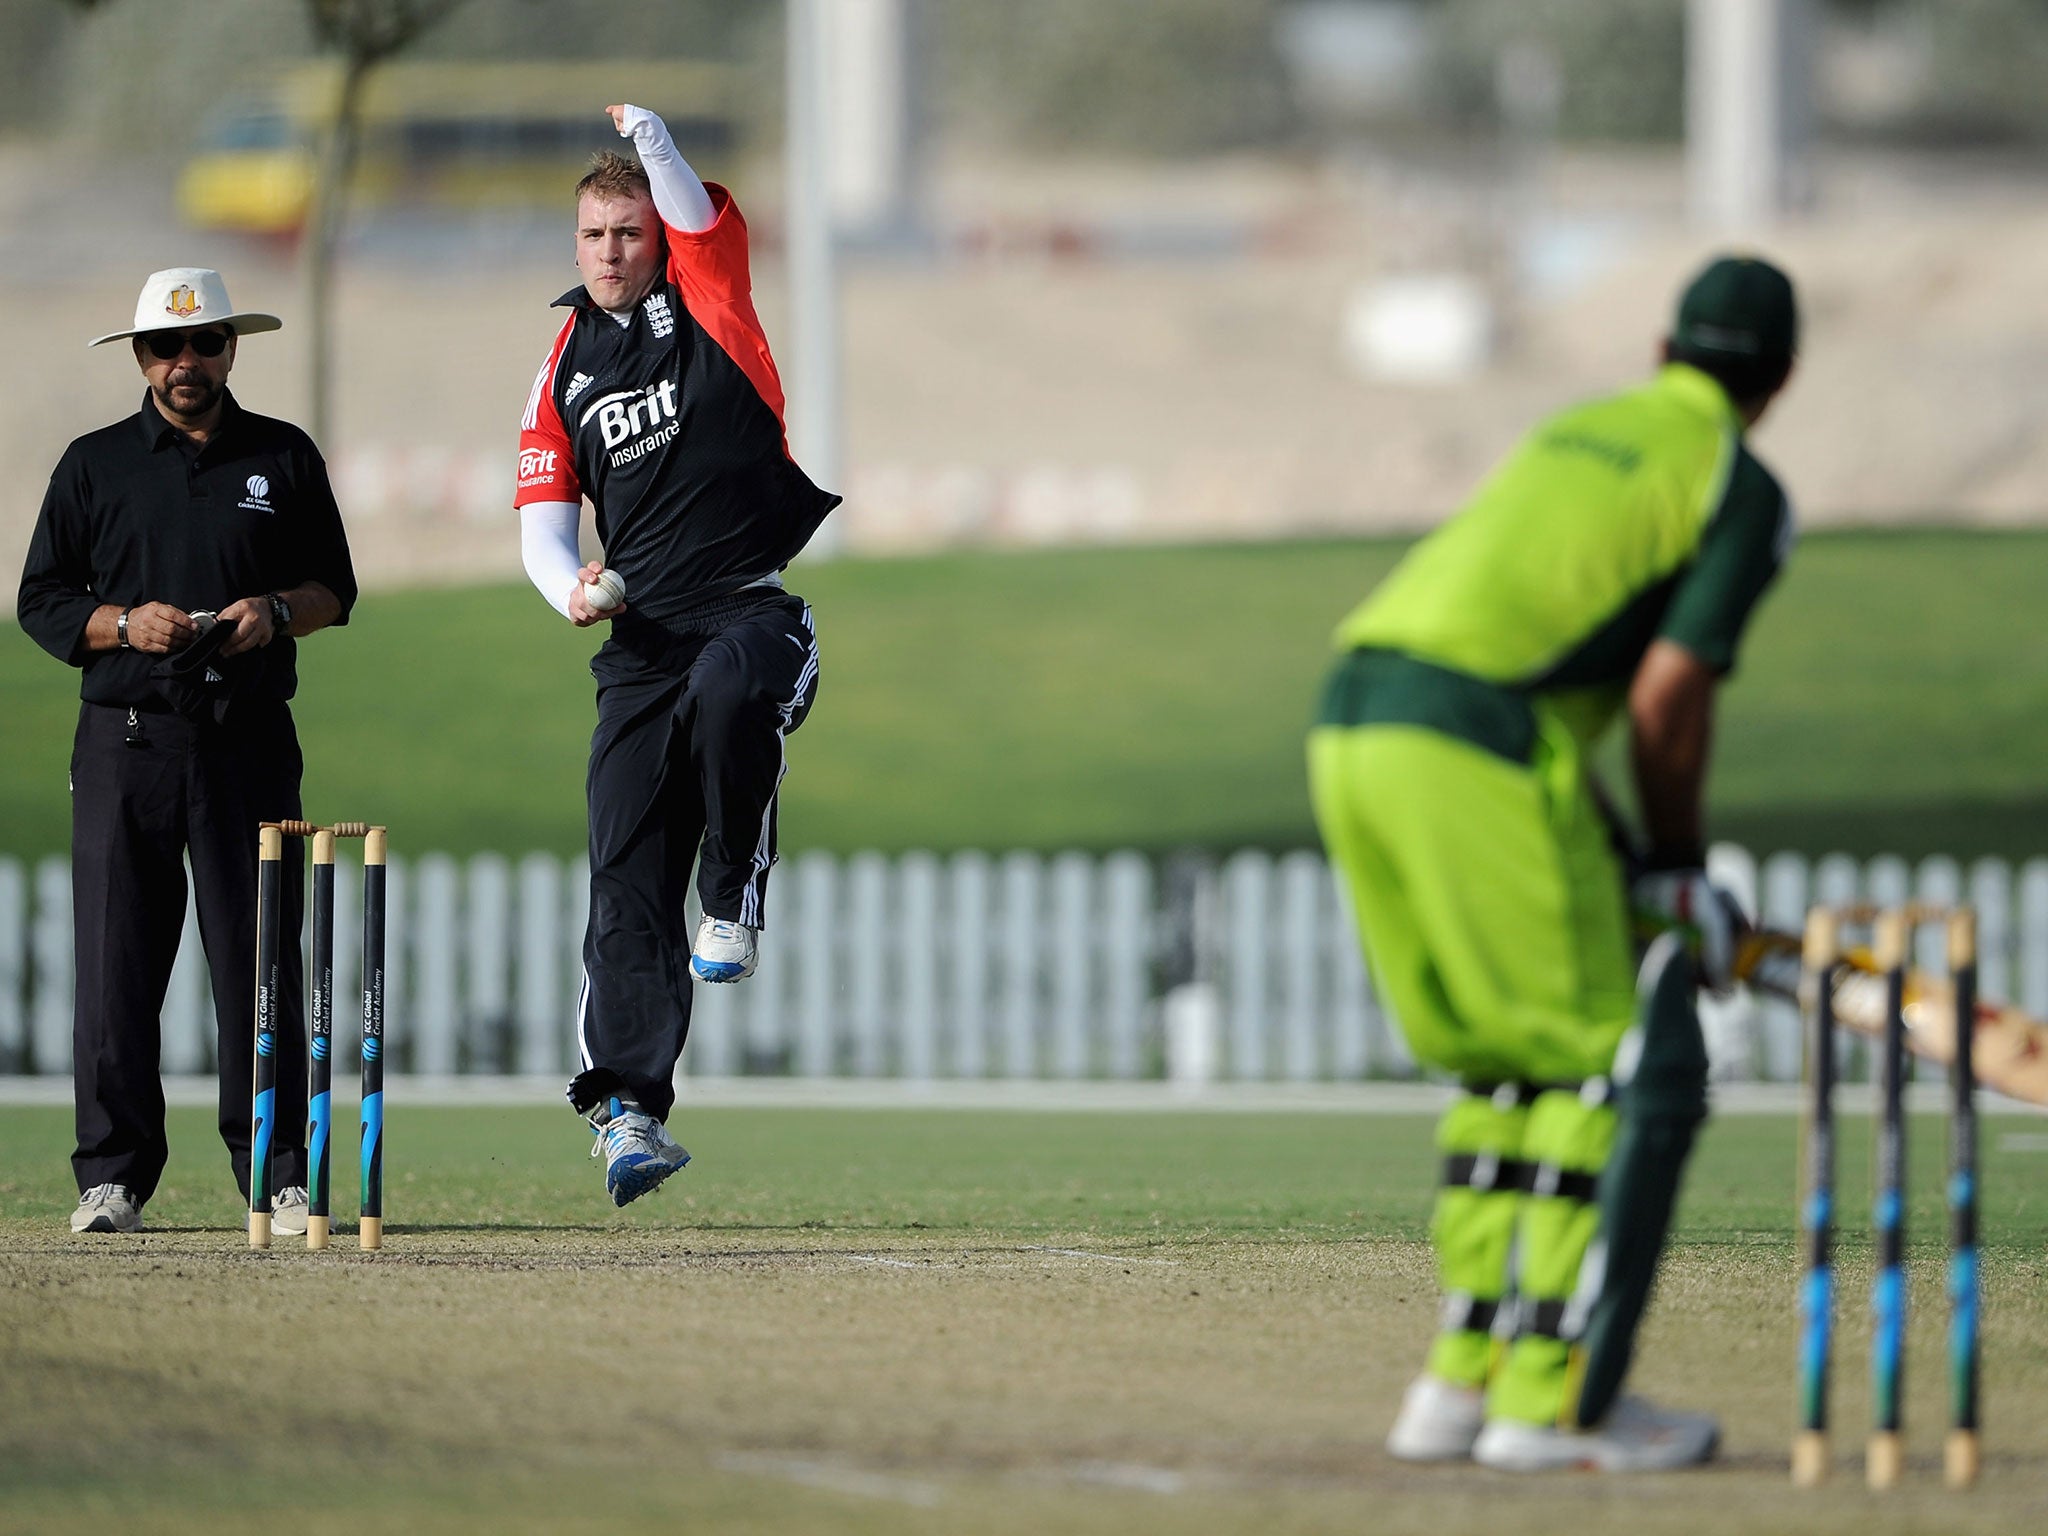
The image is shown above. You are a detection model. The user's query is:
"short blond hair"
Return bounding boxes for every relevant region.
[576,151,651,207]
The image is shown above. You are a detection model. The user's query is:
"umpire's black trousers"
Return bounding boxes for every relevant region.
[69,699,310,1205]
[579,591,819,1119]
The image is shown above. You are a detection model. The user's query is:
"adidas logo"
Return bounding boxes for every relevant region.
[564,371,595,407]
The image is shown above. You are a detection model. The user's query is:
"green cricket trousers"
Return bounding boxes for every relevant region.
[1308,665,1638,1426]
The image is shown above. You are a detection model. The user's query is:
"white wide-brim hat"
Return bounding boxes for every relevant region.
[88,267,283,347]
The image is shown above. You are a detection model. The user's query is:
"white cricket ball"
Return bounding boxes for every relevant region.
[583,568,626,611]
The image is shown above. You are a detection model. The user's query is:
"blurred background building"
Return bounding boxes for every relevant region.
[3,0,2046,597]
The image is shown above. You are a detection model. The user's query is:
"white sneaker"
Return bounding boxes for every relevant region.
[1472,1394,1720,1473]
[689,917,757,983]
[589,1098,691,1207]
[70,1183,143,1234]
[271,1185,310,1237]
[1387,1375,1486,1462]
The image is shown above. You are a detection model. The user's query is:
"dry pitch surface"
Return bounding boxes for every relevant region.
[3,1104,2045,1535]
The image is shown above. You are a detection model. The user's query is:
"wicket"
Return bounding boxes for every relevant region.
[249,820,388,1252]
[1793,903,1979,1491]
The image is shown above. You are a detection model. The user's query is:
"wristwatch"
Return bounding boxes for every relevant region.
[117,607,132,649]
[266,591,293,633]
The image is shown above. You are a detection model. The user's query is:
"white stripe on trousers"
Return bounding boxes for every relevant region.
[739,605,816,928]
[574,969,593,1070]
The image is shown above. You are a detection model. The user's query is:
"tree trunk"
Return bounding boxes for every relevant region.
[303,51,374,450]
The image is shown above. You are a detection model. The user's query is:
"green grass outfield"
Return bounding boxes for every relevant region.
[5,530,2048,861]
[2,1102,2046,1534]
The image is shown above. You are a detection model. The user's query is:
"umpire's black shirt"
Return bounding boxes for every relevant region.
[17,388,357,705]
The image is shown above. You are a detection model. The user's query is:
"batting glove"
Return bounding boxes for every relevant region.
[1630,867,1749,997]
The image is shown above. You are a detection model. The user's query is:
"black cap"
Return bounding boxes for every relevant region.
[1670,255,1798,365]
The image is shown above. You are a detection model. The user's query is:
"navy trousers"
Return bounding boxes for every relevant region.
[68,699,309,1204]
[577,591,819,1119]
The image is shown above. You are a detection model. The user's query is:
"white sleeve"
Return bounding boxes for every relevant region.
[619,104,716,233]
[520,501,584,619]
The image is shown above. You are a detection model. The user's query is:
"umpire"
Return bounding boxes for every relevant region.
[17,268,357,1235]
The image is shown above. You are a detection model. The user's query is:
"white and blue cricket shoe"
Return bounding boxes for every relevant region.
[588,1098,691,1207]
[689,917,758,983]
[1386,1374,1486,1462]
[1472,1394,1720,1473]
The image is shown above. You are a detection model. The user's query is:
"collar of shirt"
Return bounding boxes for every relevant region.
[1654,362,1744,436]
[554,284,653,327]
[136,386,245,455]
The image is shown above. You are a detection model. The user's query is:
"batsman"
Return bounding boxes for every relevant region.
[1308,256,1799,1471]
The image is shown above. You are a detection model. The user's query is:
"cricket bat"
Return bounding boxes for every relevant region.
[1736,930,2048,1106]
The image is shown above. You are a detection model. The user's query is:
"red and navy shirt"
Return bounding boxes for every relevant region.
[515,184,838,624]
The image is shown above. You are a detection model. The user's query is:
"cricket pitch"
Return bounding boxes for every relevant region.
[3,1104,2044,1534]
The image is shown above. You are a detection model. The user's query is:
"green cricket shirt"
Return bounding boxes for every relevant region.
[1324,363,1792,755]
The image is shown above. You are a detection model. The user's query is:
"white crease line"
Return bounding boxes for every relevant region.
[1021,1245,1176,1266]
[1059,1460,1190,1494]
[845,1253,924,1269]
[716,1451,943,1508]
[1999,1132,2048,1152]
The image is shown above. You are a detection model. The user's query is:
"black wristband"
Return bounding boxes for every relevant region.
[1643,843,1706,873]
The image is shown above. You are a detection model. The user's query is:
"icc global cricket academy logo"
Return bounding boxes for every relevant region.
[164,286,201,319]
[239,474,275,513]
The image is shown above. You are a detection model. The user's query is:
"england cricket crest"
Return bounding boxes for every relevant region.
[165,286,201,319]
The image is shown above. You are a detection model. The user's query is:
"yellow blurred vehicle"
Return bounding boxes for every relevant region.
[178,60,739,235]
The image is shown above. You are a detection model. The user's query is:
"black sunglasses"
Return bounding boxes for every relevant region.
[142,329,230,361]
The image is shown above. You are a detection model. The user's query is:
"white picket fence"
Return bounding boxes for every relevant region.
[1,845,2045,1082]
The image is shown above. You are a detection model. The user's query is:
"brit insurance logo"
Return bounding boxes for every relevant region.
[238,474,274,513]
[518,447,561,490]
[642,292,675,339]
[581,379,681,469]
